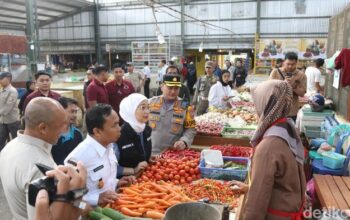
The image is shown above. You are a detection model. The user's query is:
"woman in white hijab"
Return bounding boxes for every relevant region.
[115,93,152,178]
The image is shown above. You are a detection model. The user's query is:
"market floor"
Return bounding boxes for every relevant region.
[0,180,12,220]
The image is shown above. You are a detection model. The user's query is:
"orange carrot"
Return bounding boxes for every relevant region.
[120,207,143,217]
[115,199,136,205]
[139,193,166,198]
[144,210,165,219]
[150,182,168,193]
[152,198,171,206]
[123,188,139,195]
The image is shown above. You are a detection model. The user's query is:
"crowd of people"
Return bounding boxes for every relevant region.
[0,51,329,220]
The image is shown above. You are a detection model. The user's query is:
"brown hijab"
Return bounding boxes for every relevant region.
[250,80,304,164]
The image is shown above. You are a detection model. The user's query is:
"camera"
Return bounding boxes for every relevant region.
[28,162,88,207]
[28,163,57,206]
[28,176,57,206]
[286,72,293,78]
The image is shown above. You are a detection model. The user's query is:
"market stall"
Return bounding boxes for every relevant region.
[88,148,252,220]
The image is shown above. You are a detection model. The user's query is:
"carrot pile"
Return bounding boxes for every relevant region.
[108,181,193,219]
[182,178,242,209]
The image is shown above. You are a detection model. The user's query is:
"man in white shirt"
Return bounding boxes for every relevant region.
[305,58,324,95]
[157,60,168,85]
[0,97,83,220]
[143,61,151,98]
[124,62,144,93]
[64,104,135,206]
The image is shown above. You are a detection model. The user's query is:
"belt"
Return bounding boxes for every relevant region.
[267,200,304,220]
[199,96,208,101]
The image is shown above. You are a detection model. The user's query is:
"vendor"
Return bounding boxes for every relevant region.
[149,74,196,154]
[116,93,152,178]
[208,70,234,110]
[241,80,306,220]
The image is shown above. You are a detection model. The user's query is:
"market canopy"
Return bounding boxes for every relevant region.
[0,0,94,30]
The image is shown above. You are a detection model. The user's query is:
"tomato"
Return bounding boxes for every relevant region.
[179,165,185,170]
[189,168,195,175]
[142,176,149,181]
[194,167,200,174]
[168,173,174,180]
[165,168,172,173]
[151,166,158,172]
[163,174,169,181]
[184,173,189,178]
[192,174,197,180]
[173,180,180,185]
[186,177,193,183]
[156,162,161,166]
[146,172,153,178]
[179,170,186,175]
[184,166,190,172]
[155,174,162,181]
[180,178,186,184]
[196,174,201,179]
[174,175,180,180]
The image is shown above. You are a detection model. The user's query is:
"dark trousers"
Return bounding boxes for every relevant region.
[144,78,151,98]
[0,121,20,151]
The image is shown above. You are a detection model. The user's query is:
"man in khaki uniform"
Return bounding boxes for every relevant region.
[0,71,19,151]
[268,52,307,121]
[149,74,196,154]
[193,61,217,115]
[124,62,144,93]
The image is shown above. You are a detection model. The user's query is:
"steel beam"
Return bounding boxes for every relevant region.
[26,0,37,77]
[94,0,102,64]
[257,0,261,34]
[180,0,184,56]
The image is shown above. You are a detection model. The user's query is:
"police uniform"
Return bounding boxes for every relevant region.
[149,75,196,154]
[193,73,217,116]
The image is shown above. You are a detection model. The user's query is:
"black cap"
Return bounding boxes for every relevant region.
[163,74,181,87]
[0,71,12,79]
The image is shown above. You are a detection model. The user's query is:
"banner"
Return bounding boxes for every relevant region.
[258,38,327,60]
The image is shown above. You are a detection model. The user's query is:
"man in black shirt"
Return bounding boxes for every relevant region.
[51,97,83,165]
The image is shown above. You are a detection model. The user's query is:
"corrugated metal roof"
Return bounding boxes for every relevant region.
[0,0,93,30]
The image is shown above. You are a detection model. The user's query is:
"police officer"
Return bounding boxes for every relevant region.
[149,74,196,155]
[193,61,217,115]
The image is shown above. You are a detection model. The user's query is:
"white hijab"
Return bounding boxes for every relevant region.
[119,93,148,133]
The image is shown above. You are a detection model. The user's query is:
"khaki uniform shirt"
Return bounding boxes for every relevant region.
[269,68,307,116]
[149,96,196,154]
[193,75,217,104]
[0,84,19,124]
[0,131,56,220]
[124,71,144,92]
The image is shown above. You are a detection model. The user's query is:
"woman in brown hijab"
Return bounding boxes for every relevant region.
[242,80,306,220]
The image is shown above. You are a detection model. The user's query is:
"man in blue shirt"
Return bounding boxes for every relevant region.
[213,61,222,79]
[51,97,83,165]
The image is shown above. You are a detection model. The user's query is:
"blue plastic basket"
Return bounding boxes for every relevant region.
[199,156,250,181]
[321,152,346,170]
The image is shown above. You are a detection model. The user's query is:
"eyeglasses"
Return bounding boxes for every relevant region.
[167,72,178,75]
[205,67,212,69]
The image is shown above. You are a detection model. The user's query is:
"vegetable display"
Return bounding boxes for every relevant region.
[138,157,201,185]
[182,179,241,209]
[160,149,200,160]
[210,145,253,158]
[108,181,193,219]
